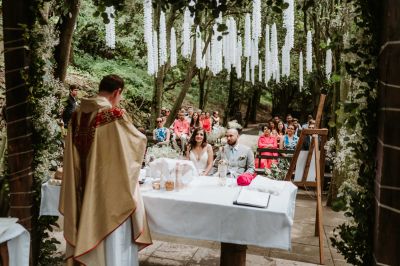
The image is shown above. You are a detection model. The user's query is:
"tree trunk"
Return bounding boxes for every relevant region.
[224,70,236,126]
[166,46,197,127]
[249,86,260,123]
[54,0,81,82]
[198,70,207,110]
[2,0,34,232]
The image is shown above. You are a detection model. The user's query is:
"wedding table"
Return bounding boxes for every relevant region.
[0,218,30,266]
[141,176,297,266]
[39,175,297,266]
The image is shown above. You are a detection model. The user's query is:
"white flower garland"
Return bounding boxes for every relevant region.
[271,23,279,81]
[326,38,332,79]
[264,25,271,85]
[258,59,262,82]
[283,0,294,49]
[211,23,223,75]
[196,26,203,68]
[245,57,250,81]
[281,45,291,77]
[299,51,303,91]
[244,13,251,57]
[146,33,155,74]
[152,30,158,75]
[236,35,242,78]
[182,8,192,59]
[306,30,313,73]
[170,27,177,67]
[252,0,261,40]
[143,0,152,45]
[105,6,116,49]
[159,11,167,66]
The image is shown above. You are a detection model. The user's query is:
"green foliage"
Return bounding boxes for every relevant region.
[328,1,378,265]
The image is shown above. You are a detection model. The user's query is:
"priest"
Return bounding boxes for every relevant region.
[59,74,152,265]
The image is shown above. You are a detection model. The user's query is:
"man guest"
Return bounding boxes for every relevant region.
[213,128,255,176]
[59,74,152,265]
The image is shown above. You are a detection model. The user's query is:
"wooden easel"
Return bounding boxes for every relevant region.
[284,94,327,265]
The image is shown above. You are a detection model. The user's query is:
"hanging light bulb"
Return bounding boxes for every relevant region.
[326,38,332,79]
[299,51,303,91]
[105,6,116,49]
[170,27,177,67]
[306,30,313,73]
[159,11,167,65]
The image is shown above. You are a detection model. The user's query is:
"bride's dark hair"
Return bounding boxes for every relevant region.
[188,128,208,150]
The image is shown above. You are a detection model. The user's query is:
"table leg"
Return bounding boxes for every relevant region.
[220,242,247,266]
[0,242,9,266]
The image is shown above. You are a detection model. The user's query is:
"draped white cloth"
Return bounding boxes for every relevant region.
[40,181,61,216]
[0,218,30,266]
[142,176,297,250]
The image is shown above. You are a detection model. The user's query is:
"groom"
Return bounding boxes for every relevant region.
[213,128,255,176]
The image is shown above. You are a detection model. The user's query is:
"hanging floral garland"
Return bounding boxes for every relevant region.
[271,23,279,82]
[244,13,251,58]
[264,25,271,85]
[306,30,313,73]
[299,51,303,91]
[245,57,250,81]
[143,0,152,45]
[170,27,177,67]
[196,26,203,68]
[105,6,116,49]
[152,30,158,75]
[182,7,192,59]
[252,0,261,40]
[159,11,168,66]
[236,35,242,78]
[258,59,263,82]
[325,38,332,79]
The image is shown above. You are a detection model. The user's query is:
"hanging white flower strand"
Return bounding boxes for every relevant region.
[325,38,332,79]
[146,34,154,75]
[211,22,223,75]
[143,0,152,45]
[258,59,262,82]
[299,51,303,91]
[159,11,167,66]
[236,36,242,78]
[244,14,251,57]
[170,27,177,67]
[252,0,261,40]
[281,45,291,77]
[152,31,159,75]
[196,26,203,69]
[245,58,250,81]
[306,30,313,73]
[283,0,294,49]
[182,8,192,58]
[264,25,271,84]
[105,6,116,49]
[271,23,279,82]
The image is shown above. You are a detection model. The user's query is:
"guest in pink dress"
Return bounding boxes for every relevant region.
[257,126,278,169]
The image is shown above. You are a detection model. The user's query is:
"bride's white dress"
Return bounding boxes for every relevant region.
[189,144,210,175]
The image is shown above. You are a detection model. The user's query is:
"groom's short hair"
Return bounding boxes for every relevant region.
[99,74,124,93]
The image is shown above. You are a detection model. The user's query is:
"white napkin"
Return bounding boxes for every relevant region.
[248,176,287,196]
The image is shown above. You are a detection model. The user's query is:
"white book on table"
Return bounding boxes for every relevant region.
[234,188,271,208]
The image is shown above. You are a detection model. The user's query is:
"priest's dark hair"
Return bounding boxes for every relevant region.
[99,74,125,93]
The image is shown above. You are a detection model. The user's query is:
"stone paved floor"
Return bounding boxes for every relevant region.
[137,192,350,266]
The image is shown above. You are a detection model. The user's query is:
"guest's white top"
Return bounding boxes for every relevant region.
[189,144,211,174]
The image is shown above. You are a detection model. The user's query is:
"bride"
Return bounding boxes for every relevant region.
[186,127,214,176]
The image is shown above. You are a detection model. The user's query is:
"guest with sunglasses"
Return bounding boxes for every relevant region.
[153,117,170,145]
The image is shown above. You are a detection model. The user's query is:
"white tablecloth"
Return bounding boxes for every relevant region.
[40,181,61,216]
[141,176,297,250]
[0,218,30,266]
[40,176,297,250]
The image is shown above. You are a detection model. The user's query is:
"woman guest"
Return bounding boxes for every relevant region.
[186,128,213,176]
[153,117,170,145]
[280,125,299,150]
[276,120,286,146]
[211,111,220,129]
[201,112,212,133]
[189,112,202,134]
[256,126,278,169]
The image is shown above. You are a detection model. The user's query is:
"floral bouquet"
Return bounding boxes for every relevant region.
[227,120,242,130]
[208,126,227,145]
[145,145,180,165]
[264,159,290,180]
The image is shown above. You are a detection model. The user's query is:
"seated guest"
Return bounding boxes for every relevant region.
[162,108,171,125]
[280,125,299,150]
[257,126,278,169]
[189,112,202,134]
[213,128,255,176]
[302,119,316,150]
[186,128,213,175]
[268,119,276,131]
[302,114,313,129]
[200,112,211,133]
[284,114,293,129]
[211,111,220,129]
[277,120,286,146]
[293,118,302,136]
[172,111,190,152]
[153,117,170,145]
